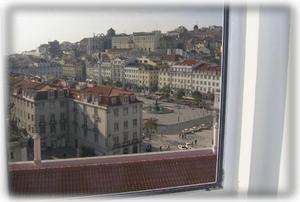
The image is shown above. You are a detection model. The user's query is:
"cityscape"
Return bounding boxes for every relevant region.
[8,24,223,162]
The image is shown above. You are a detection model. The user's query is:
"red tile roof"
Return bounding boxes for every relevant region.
[9,151,217,195]
[177,59,199,66]
[72,85,133,98]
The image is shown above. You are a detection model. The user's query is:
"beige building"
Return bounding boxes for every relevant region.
[158,60,221,94]
[10,78,70,150]
[124,63,159,91]
[111,34,134,49]
[112,31,162,52]
[69,84,143,155]
[10,77,143,156]
[62,62,86,81]
[132,31,162,52]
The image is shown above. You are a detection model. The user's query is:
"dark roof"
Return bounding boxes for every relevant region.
[9,151,217,195]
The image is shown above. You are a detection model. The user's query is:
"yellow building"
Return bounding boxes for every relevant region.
[124,63,158,91]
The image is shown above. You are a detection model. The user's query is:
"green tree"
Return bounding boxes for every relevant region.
[175,89,185,99]
[143,118,158,140]
[191,91,202,102]
[80,146,96,157]
[114,81,123,87]
[159,85,171,96]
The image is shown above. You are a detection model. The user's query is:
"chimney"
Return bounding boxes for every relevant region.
[33,134,41,165]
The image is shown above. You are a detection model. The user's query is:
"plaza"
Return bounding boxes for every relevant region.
[138,96,215,152]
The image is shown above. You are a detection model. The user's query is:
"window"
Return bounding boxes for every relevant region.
[114,122,119,132]
[94,133,99,143]
[133,119,137,128]
[133,131,137,139]
[6,5,228,196]
[133,105,137,113]
[123,107,128,116]
[49,101,55,108]
[50,124,56,133]
[124,120,128,130]
[113,136,119,145]
[60,112,65,120]
[50,114,55,122]
[60,101,65,107]
[60,123,66,132]
[123,132,128,142]
[113,108,119,117]
[39,115,45,122]
[10,152,14,160]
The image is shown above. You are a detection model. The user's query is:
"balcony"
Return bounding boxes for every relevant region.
[132,138,140,144]
[122,140,131,147]
[38,121,46,126]
[112,143,121,149]
[49,120,56,125]
[60,118,67,123]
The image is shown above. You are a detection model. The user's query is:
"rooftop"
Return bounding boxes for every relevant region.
[9,150,217,195]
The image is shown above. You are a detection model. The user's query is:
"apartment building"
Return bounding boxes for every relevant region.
[124,63,159,91]
[10,77,143,155]
[158,60,221,94]
[62,61,86,81]
[9,55,63,80]
[69,83,143,155]
[10,78,70,150]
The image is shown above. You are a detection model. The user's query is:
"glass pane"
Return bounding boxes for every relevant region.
[7,5,226,195]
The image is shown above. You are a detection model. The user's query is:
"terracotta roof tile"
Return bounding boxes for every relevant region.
[9,151,217,195]
[177,59,199,66]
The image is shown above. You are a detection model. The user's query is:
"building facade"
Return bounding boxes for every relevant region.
[62,62,86,81]
[10,77,143,155]
[10,79,70,150]
[68,84,143,155]
[112,31,162,53]
[124,63,159,91]
[158,60,221,95]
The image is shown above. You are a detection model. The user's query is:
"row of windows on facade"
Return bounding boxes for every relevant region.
[113,131,138,145]
[170,86,217,93]
[125,80,155,86]
[161,73,219,79]
[113,119,138,132]
[113,105,138,117]
[159,80,220,86]
[38,123,67,134]
[124,69,158,73]
[125,75,157,80]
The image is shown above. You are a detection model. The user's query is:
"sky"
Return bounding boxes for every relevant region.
[9,7,223,54]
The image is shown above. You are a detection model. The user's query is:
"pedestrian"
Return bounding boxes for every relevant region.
[195,139,197,145]
[160,146,162,151]
[167,145,170,150]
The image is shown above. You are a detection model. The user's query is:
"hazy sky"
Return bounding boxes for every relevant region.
[10,7,223,53]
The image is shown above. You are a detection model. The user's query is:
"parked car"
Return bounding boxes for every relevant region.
[178,142,193,150]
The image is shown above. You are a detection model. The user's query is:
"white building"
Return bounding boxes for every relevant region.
[10,79,70,149]
[10,77,143,155]
[69,84,143,155]
[158,60,221,95]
